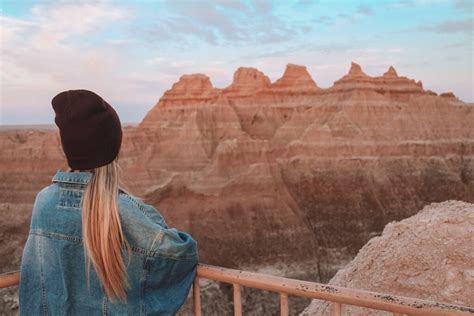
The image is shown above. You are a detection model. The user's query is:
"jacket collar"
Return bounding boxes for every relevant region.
[52,170,92,185]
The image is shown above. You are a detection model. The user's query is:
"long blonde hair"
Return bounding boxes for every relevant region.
[81,157,131,303]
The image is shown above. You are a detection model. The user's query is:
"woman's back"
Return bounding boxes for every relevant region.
[19,89,198,315]
[19,170,198,315]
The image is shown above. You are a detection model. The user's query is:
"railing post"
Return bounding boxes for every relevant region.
[193,276,201,316]
[233,283,242,316]
[280,292,289,316]
[333,302,342,316]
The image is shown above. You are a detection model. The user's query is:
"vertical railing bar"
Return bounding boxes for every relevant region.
[333,302,342,316]
[233,283,242,316]
[280,292,289,316]
[193,276,201,316]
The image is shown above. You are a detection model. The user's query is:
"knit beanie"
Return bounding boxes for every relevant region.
[52,89,122,170]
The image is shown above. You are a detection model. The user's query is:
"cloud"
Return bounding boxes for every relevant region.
[1,0,473,124]
[138,0,308,47]
[356,4,374,16]
[251,0,272,13]
[239,42,352,60]
[383,0,416,9]
[441,40,472,49]
[0,2,162,124]
[312,15,333,25]
[29,2,127,48]
[452,0,473,13]
[334,4,377,24]
[214,0,249,12]
[417,17,473,34]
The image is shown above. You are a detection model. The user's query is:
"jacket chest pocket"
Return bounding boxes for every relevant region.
[59,188,84,209]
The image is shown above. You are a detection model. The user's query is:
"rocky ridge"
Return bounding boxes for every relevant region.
[1,62,473,281]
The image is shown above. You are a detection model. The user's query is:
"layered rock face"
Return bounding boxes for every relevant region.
[222,67,271,97]
[270,63,319,92]
[331,62,426,98]
[301,200,474,315]
[1,63,473,284]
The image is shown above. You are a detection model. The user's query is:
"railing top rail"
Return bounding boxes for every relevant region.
[0,270,20,289]
[196,264,473,316]
[2,265,473,316]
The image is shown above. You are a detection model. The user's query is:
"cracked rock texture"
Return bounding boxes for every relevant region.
[301,200,474,315]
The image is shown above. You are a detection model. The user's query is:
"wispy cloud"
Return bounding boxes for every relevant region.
[138,0,308,46]
[0,1,159,124]
[416,17,473,34]
[0,0,472,124]
[356,4,374,16]
[383,0,416,9]
[452,0,473,13]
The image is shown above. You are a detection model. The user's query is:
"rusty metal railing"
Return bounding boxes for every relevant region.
[0,270,19,288]
[2,266,473,315]
[193,264,473,315]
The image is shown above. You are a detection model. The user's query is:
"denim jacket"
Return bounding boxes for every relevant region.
[19,170,198,315]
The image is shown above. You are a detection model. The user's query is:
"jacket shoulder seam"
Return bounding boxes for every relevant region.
[119,192,164,227]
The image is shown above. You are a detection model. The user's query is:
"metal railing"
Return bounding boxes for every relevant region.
[1,265,473,315]
[193,264,472,316]
[0,270,19,289]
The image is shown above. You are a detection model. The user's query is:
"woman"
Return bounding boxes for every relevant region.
[19,90,198,315]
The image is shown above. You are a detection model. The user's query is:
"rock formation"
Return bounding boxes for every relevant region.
[270,63,319,92]
[440,92,459,100]
[331,62,427,99]
[301,200,474,315]
[223,67,271,97]
[1,63,473,286]
[383,65,398,77]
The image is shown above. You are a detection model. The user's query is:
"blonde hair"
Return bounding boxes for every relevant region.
[82,157,131,303]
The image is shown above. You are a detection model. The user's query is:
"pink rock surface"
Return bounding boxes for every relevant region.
[347,62,369,77]
[383,66,398,77]
[1,63,473,277]
[440,92,458,100]
[223,67,271,97]
[331,63,426,98]
[270,63,319,91]
[301,200,474,315]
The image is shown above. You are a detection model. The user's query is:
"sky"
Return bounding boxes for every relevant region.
[0,0,472,125]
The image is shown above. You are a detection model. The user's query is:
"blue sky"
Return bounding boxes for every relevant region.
[0,0,472,124]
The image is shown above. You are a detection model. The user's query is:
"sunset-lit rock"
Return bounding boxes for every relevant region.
[331,62,427,98]
[1,63,473,285]
[269,63,319,92]
[383,65,398,77]
[223,67,271,97]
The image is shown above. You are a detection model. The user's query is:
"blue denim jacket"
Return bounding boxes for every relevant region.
[19,170,198,315]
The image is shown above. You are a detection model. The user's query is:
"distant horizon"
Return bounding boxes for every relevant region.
[1,63,474,127]
[0,122,140,128]
[1,0,472,125]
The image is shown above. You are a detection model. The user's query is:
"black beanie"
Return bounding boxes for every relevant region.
[52,89,122,170]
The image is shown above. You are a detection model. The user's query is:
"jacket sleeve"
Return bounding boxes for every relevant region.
[144,223,199,314]
[143,203,169,229]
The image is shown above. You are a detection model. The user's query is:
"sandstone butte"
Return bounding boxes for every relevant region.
[0,62,473,285]
[301,200,474,315]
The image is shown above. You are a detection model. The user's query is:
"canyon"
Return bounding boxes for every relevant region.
[0,62,473,315]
